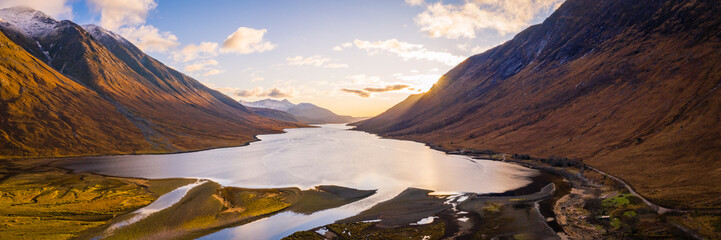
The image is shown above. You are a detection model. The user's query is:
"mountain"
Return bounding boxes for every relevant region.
[240,99,296,111]
[241,99,362,124]
[354,0,721,208]
[246,107,299,123]
[0,7,300,158]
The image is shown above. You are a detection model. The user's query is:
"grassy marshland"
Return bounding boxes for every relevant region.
[95,183,376,239]
[0,160,194,239]
[0,159,376,240]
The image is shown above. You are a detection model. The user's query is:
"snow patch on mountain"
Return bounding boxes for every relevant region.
[82,24,128,44]
[36,40,50,61]
[240,99,296,111]
[0,6,58,38]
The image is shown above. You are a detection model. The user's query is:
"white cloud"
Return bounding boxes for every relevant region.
[471,45,491,53]
[202,69,223,76]
[118,25,179,52]
[347,74,382,85]
[351,39,465,66]
[0,0,73,19]
[87,0,180,53]
[184,59,218,73]
[405,0,425,6]
[173,42,218,62]
[392,72,442,92]
[248,73,264,82]
[458,44,492,53]
[87,0,156,31]
[415,0,564,38]
[333,42,353,51]
[286,55,348,68]
[221,27,276,54]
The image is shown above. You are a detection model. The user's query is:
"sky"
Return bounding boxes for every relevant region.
[0,0,564,117]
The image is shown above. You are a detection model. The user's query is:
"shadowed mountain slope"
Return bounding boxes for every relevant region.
[354,0,721,208]
[0,7,301,158]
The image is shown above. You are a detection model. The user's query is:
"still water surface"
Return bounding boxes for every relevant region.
[59,124,538,239]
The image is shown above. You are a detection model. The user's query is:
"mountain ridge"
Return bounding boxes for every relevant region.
[354,0,721,208]
[0,7,301,158]
[241,98,362,124]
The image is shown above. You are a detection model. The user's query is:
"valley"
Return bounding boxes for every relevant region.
[1,0,720,239]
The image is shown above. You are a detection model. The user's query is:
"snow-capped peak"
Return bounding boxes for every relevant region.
[0,6,58,38]
[239,99,296,111]
[82,24,127,43]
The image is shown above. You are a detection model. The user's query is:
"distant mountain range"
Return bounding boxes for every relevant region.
[0,6,300,158]
[354,0,721,209]
[240,99,363,124]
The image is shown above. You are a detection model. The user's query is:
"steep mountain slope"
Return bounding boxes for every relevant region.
[241,99,362,124]
[0,30,150,156]
[355,0,721,208]
[0,7,300,158]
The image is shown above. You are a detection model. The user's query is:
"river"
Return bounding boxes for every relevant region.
[58,124,539,239]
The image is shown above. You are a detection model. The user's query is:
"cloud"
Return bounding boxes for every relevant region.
[286,55,348,68]
[405,0,425,6]
[347,74,382,85]
[173,42,218,62]
[471,45,491,53]
[87,0,156,31]
[351,39,465,66]
[415,0,564,38]
[202,69,223,76]
[341,84,411,98]
[392,72,442,92]
[221,27,276,54]
[118,25,179,52]
[234,87,262,97]
[363,84,411,92]
[233,87,293,98]
[340,89,370,98]
[264,88,293,98]
[0,0,73,19]
[87,0,180,53]
[332,42,353,51]
[184,59,218,73]
[172,26,276,74]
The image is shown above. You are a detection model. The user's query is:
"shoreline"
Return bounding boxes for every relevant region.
[347,127,716,239]
[4,125,717,239]
[0,122,325,161]
[438,150,715,239]
[0,136,263,162]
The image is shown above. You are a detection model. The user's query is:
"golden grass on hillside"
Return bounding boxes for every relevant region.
[353,0,721,209]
